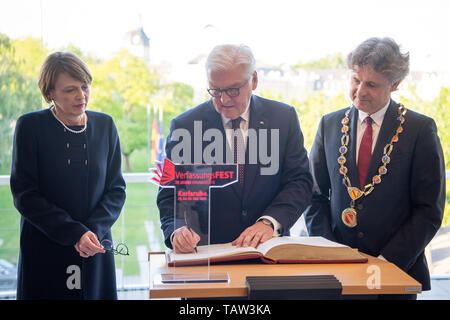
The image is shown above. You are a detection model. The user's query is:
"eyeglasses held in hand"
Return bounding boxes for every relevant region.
[101,239,129,256]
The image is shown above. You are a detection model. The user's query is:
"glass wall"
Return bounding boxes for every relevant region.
[1,0,449,299]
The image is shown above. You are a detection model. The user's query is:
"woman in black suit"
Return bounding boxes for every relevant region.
[10,52,126,299]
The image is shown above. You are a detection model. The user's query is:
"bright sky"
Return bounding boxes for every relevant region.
[1,0,450,71]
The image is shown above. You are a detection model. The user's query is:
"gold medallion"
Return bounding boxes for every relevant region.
[347,187,363,200]
[342,208,357,228]
[338,155,346,165]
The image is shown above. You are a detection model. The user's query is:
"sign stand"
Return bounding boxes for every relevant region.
[152,159,238,283]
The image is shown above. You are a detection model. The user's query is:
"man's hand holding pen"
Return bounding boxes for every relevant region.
[172,226,200,253]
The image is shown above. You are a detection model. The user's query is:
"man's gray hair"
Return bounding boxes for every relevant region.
[347,37,410,84]
[205,44,256,78]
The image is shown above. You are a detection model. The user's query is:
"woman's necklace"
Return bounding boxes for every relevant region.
[338,104,407,228]
[51,106,87,134]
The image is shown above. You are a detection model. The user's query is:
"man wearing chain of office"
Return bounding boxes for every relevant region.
[304,37,445,300]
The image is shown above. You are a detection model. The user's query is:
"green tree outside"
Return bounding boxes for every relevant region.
[0,35,448,281]
[0,35,43,174]
[293,52,346,70]
[87,49,161,172]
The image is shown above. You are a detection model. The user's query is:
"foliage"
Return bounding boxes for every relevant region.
[0,34,194,172]
[0,34,43,174]
[154,81,194,135]
[86,49,161,171]
[258,89,349,151]
[293,53,346,70]
[0,34,448,224]
[0,34,448,287]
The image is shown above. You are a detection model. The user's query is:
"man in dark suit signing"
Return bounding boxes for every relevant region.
[304,37,446,299]
[157,44,312,253]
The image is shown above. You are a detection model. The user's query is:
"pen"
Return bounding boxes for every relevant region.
[184,209,198,253]
[189,228,198,254]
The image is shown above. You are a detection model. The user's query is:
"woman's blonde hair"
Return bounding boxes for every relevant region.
[38,52,92,103]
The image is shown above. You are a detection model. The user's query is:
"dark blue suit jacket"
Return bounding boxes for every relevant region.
[157,95,313,248]
[304,100,445,290]
[10,109,126,299]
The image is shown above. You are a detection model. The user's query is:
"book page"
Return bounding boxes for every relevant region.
[168,236,349,263]
[168,242,258,263]
[256,236,348,255]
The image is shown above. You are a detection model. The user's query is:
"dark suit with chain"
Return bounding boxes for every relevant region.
[304,100,445,290]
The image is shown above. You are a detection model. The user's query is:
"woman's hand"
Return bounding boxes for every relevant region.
[74,231,105,258]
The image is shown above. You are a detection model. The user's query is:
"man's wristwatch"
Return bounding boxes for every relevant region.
[259,218,274,230]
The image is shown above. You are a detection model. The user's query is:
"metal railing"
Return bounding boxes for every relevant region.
[1,170,450,185]
[1,170,449,184]
[0,173,155,186]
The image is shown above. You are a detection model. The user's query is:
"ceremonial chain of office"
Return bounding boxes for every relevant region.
[337,104,407,228]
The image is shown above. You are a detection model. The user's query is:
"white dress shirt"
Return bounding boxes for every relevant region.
[355,100,390,164]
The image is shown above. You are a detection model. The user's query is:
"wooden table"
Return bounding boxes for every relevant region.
[148,252,421,299]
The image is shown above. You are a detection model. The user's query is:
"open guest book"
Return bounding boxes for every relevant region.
[166,236,368,266]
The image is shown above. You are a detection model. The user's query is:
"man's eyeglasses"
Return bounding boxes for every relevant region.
[207,79,250,98]
[101,239,129,256]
